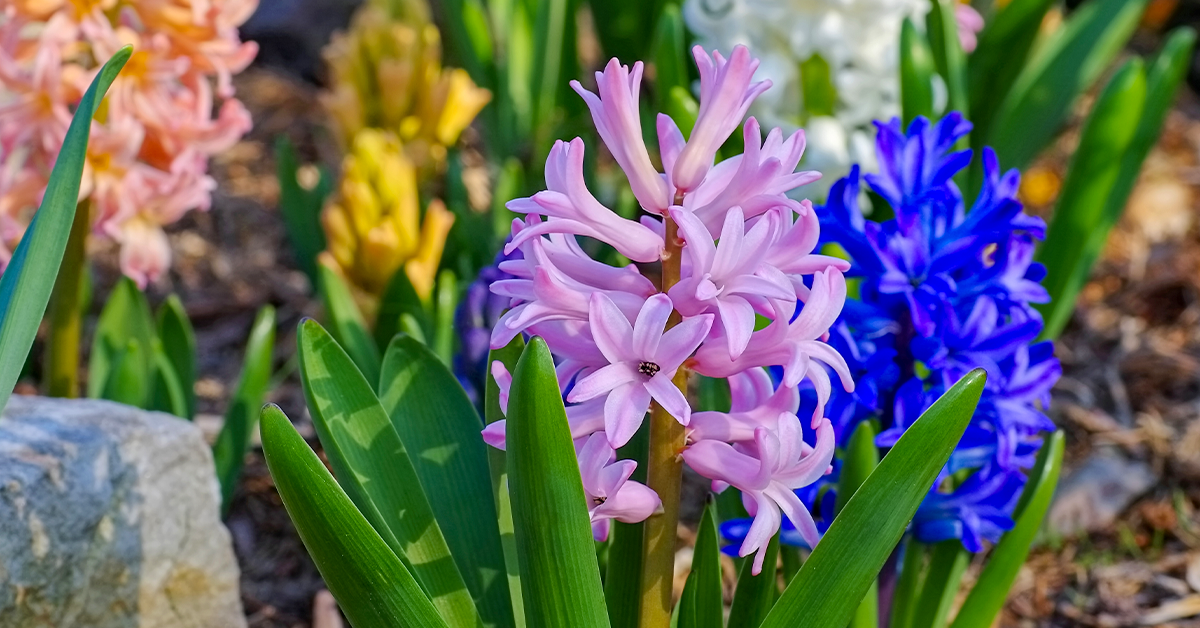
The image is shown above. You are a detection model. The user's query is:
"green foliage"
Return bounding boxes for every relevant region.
[838,421,882,628]
[274,136,331,283]
[986,0,1148,171]
[652,5,689,105]
[900,18,936,126]
[374,267,431,353]
[213,306,276,516]
[760,369,986,628]
[260,405,450,628]
[727,534,779,628]
[948,431,1065,628]
[605,422,649,628]
[926,0,968,120]
[89,278,159,406]
[966,0,1057,141]
[910,542,969,628]
[379,335,515,628]
[799,54,837,119]
[677,501,722,628]
[506,337,609,626]
[156,295,197,418]
[297,319,481,626]
[1035,60,1147,338]
[0,48,129,413]
[317,263,382,388]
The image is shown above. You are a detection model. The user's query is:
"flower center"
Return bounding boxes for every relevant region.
[592,496,607,505]
[638,361,661,377]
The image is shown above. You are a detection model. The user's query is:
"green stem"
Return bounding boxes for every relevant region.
[45,200,89,398]
[638,214,686,628]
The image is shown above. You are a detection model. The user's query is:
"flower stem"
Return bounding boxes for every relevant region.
[638,214,687,628]
[45,200,89,398]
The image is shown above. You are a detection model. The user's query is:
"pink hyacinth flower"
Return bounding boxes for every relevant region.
[682,414,836,574]
[671,45,771,194]
[481,361,607,450]
[572,59,671,214]
[669,206,794,360]
[505,138,665,262]
[579,433,662,541]
[956,4,985,54]
[567,293,713,448]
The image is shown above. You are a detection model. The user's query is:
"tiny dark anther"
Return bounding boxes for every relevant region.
[638,361,661,377]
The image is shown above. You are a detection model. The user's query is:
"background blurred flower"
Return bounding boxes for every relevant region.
[0,0,257,286]
[320,0,491,175]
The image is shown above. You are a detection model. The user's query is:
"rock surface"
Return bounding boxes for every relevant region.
[0,395,246,628]
[1047,447,1157,537]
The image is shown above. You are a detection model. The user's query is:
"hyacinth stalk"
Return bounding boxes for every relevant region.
[44,200,90,398]
[481,45,853,626]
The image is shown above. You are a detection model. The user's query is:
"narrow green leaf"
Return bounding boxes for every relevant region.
[485,335,527,627]
[668,86,700,140]
[259,405,449,628]
[1035,59,1147,339]
[317,264,382,388]
[531,0,573,143]
[967,0,1057,140]
[910,541,969,628]
[150,343,189,418]
[900,18,936,126]
[213,306,277,516]
[506,337,609,627]
[88,277,157,403]
[987,0,1148,170]
[274,136,330,283]
[378,335,515,628]
[890,537,926,628]
[948,431,1064,628]
[605,421,648,628]
[800,54,838,119]
[838,421,881,628]
[728,534,779,628]
[432,270,458,365]
[926,0,968,120]
[374,267,431,353]
[156,295,197,418]
[587,0,666,63]
[677,501,723,628]
[102,339,148,407]
[652,5,688,105]
[440,0,494,85]
[0,47,129,414]
[298,319,482,627]
[760,369,987,628]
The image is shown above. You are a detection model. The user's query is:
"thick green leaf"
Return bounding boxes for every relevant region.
[89,277,157,404]
[910,541,969,628]
[297,319,481,627]
[948,431,1065,628]
[374,267,432,353]
[102,339,149,407]
[967,0,1057,140]
[156,295,197,418]
[890,537,926,628]
[728,534,780,628]
[987,0,1148,171]
[652,5,688,105]
[213,306,276,516]
[378,335,515,628]
[506,337,609,626]
[677,501,722,628]
[926,0,968,120]
[317,264,382,388]
[260,405,449,628]
[1035,60,1147,339]
[760,369,987,628]
[838,421,881,628]
[485,336,527,627]
[0,48,129,413]
[900,18,936,126]
[274,136,330,283]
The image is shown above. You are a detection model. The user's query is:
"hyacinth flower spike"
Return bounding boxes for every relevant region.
[567,293,714,448]
[683,414,836,574]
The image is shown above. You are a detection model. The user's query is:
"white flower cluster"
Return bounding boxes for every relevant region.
[683,0,929,196]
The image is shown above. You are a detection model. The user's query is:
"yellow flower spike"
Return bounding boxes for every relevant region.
[320,203,359,271]
[405,199,455,301]
[360,221,406,293]
[436,68,492,146]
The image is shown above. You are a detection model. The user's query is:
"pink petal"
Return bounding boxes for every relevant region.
[645,373,691,425]
[589,292,636,363]
[655,313,714,370]
[568,362,640,403]
[604,383,652,448]
[717,295,756,360]
[482,420,507,450]
[632,294,673,359]
[597,479,662,523]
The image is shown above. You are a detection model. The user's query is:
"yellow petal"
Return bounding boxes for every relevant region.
[405,199,455,300]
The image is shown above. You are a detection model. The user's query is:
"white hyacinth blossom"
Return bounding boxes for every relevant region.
[683,0,931,197]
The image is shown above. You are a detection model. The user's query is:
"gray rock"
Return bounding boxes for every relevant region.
[1047,447,1157,537]
[0,396,245,628]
